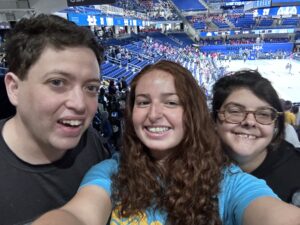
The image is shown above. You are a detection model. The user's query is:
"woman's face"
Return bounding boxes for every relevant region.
[216,88,275,171]
[132,69,184,160]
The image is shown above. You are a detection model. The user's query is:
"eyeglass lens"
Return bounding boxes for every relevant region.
[223,104,277,125]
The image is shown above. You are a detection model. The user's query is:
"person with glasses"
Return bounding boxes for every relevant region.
[212,69,300,205]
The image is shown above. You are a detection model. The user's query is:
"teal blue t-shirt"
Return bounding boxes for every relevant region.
[80,155,277,225]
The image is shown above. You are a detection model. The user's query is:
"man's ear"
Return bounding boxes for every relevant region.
[4,72,20,106]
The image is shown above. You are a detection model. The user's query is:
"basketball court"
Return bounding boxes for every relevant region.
[224,59,300,103]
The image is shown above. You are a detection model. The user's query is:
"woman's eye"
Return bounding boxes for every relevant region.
[139,101,149,105]
[256,111,272,118]
[136,100,149,106]
[166,101,179,106]
[227,107,242,114]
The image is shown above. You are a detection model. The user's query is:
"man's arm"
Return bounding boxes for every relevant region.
[32,185,112,225]
[243,197,300,225]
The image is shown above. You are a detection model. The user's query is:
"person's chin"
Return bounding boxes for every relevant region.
[52,136,81,151]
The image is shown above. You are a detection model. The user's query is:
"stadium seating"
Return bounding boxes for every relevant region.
[172,0,206,11]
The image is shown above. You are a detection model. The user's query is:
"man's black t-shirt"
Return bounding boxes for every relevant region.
[0,119,110,225]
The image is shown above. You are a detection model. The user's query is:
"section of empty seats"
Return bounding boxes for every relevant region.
[172,0,206,11]
[102,64,120,77]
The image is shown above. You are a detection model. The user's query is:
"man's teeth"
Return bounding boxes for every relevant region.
[147,127,169,133]
[235,133,256,139]
[60,120,82,126]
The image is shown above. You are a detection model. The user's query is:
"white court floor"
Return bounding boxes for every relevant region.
[222,59,300,103]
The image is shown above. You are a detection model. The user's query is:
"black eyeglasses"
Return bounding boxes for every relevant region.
[217,103,283,125]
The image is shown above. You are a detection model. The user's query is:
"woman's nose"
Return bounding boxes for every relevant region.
[148,103,163,121]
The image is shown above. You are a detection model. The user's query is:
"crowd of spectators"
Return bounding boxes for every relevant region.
[93,77,128,153]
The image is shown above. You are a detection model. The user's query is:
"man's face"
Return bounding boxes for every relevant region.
[12,46,100,155]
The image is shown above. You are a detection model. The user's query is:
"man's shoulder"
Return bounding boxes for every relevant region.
[0,118,8,127]
[0,118,10,152]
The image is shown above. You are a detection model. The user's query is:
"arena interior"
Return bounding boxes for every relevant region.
[1,0,300,143]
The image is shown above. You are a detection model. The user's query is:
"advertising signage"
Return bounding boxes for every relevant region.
[67,0,116,7]
[67,13,144,27]
[253,6,300,16]
[200,28,294,37]
[272,0,300,7]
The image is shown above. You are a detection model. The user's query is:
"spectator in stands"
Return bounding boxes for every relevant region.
[292,105,300,141]
[34,60,300,225]
[107,79,118,114]
[0,14,109,225]
[285,123,300,148]
[108,96,122,149]
[292,105,300,127]
[118,76,128,92]
[108,79,117,96]
[212,70,300,205]
[98,86,107,112]
[284,100,296,126]
[0,52,7,67]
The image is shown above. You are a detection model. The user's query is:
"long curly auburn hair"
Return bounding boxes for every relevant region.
[111,60,227,225]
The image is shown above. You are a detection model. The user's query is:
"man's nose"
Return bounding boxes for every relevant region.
[65,87,86,113]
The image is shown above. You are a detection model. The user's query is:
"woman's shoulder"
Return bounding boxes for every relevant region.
[91,153,119,172]
[81,154,119,183]
[219,164,277,225]
[271,140,300,160]
[79,154,120,195]
[220,164,276,196]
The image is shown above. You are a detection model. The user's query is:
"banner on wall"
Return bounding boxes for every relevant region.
[67,0,116,7]
[200,28,294,37]
[272,0,300,7]
[200,43,293,53]
[67,13,144,27]
[253,6,300,17]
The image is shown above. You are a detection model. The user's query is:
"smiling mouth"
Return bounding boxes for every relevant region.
[233,132,257,140]
[146,126,170,133]
[58,119,83,127]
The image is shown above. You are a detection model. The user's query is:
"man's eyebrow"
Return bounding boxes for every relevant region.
[44,70,100,83]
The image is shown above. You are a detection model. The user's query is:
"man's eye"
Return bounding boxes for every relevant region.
[50,79,64,87]
[85,85,100,94]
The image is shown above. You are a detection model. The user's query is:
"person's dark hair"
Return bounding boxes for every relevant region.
[284,100,293,111]
[212,70,284,149]
[112,60,227,225]
[4,14,103,80]
[291,105,299,115]
[109,79,115,86]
